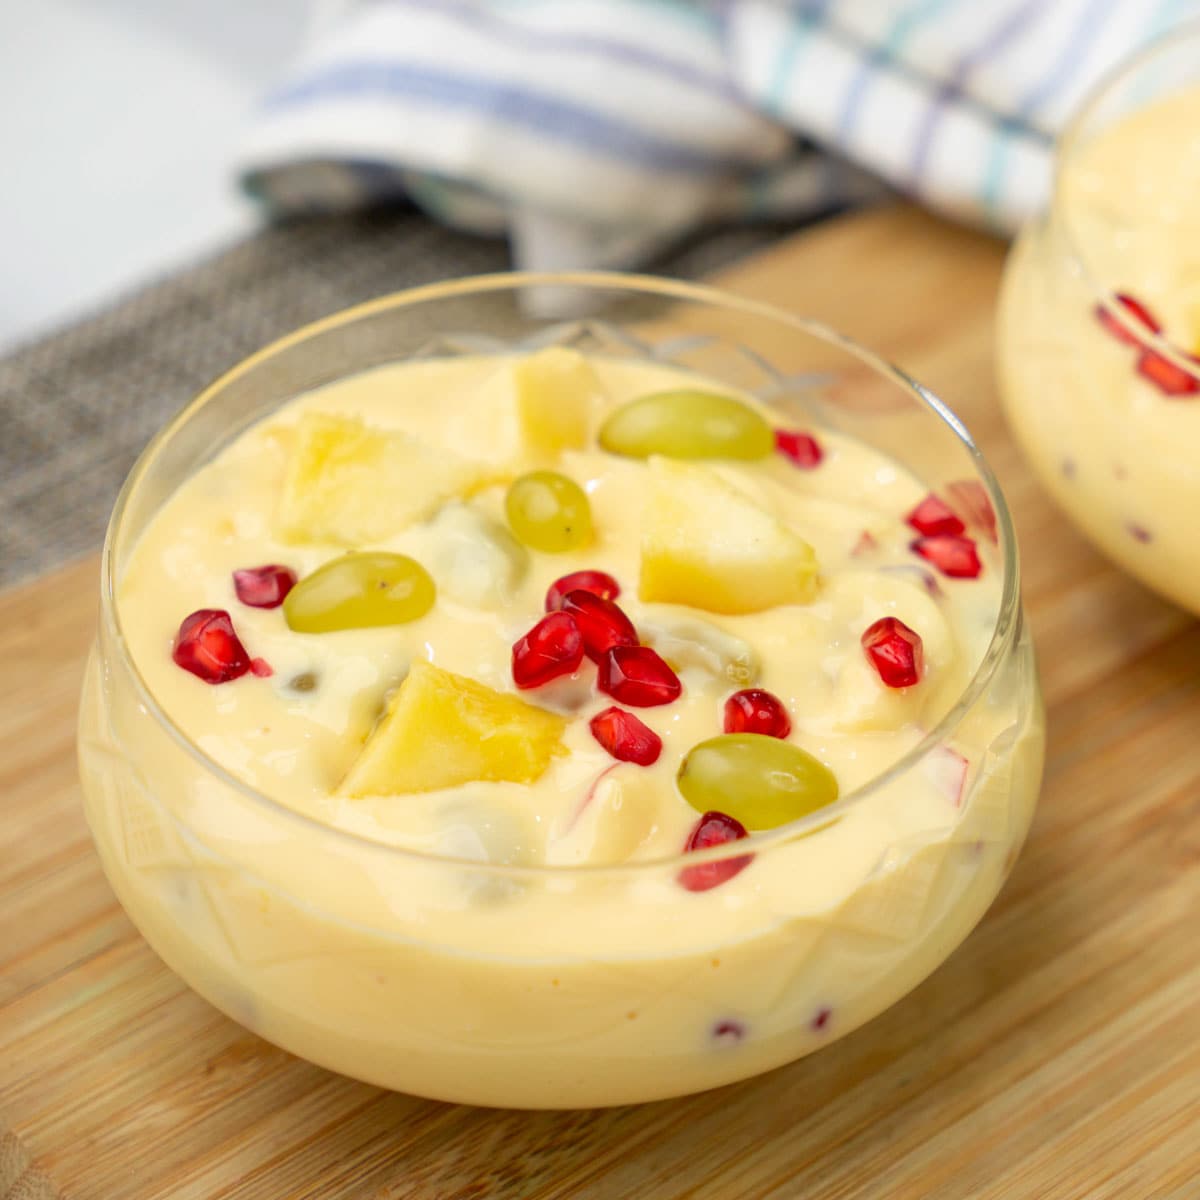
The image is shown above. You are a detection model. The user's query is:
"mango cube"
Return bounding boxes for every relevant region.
[339,661,567,797]
[639,458,819,614]
[513,347,600,458]
[277,412,491,546]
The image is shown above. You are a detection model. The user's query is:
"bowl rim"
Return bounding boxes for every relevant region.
[100,269,1023,876]
[1053,16,1200,379]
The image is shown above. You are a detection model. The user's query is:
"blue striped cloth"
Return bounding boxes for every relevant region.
[238,0,1200,271]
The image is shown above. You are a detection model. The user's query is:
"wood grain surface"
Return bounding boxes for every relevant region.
[2,206,1198,1200]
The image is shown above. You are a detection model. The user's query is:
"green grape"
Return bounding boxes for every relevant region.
[598,390,773,460]
[505,471,593,553]
[283,552,436,632]
[677,734,838,830]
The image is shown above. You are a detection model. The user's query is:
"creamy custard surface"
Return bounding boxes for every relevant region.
[79,350,1043,1107]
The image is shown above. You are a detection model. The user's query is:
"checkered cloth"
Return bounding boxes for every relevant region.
[239,0,1200,271]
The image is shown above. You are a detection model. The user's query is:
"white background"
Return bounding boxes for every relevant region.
[0,0,326,352]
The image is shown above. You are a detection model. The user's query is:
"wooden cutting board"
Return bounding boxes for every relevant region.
[3,206,1198,1200]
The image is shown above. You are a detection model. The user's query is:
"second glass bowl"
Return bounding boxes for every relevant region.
[997,22,1200,615]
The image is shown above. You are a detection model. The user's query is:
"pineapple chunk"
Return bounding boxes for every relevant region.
[339,661,567,797]
[277,412,491,546]
[639,458,819,614]
[513,347,601,458]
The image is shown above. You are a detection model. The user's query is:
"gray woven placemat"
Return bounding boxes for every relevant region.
[0,209,788,590]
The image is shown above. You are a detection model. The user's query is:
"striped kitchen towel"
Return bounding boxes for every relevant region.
[238,0,1200,271]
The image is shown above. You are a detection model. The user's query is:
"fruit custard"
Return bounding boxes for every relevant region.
[998,66,1200,614]
[80,345,1043,1108]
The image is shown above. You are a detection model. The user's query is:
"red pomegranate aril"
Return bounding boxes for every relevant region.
[561,589,638,661]
[597,645,682,707]
[712,1019,746,1044]
[511,611,584,689]
[1136,348,1200,397]
[1094,293,1162,347]
[862,617,924,689]
[723,688,791,739]
[545,569,621,613]
[679,811,752,892]
[232,564,297,609]
[249,657,274,678]
[589,706,662,766]
[172,609,252,684]
[775,428,823,469]
[911,534,982,579]
[906,493,965,538]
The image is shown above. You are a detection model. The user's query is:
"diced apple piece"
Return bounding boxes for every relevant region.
[547,767,662,865]
[339,661,567,797]
[924,744,970,807]
[277,412,491,546]
[422,502,529,609]
[638,458,819,614]
[513,347,601,458]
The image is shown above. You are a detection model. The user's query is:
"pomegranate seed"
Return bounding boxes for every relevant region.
[944,479,998,544]
[172,609,252,684]
[232,564,297,609]
[911,534,982,579]
[862,616,924,688]
[597,645,682,707]
[723,688,791,739]
[561,589,638,661]
[906,493,965,537]
[812,1007,832,1032]
[712,1019,746,1044]
[249,657,274,678]
[589,706,662,766]
[1136,348,1200,397]
[775,428,823,468]
[511,611,584,689]
[679,811,752,892]
[545,569,621,612]
[1094,293,1161,346]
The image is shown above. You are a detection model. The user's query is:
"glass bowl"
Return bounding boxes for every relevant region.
[997,21,1200,614]
[78,273,1044,1108]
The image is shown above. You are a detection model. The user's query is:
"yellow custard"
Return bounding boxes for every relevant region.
[79,331,1043,1108]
